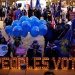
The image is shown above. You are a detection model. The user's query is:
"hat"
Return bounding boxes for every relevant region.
[54,40,60,44]
[33,40,38,45]
[14,37,21,40]
[47,21,52,26]
[62,18,65,21]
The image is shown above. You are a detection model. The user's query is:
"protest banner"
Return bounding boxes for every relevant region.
[69,12,75,20]
[15,47,26,56]
[0,45,8,56]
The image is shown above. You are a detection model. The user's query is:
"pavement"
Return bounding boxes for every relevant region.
[0,69,75,75]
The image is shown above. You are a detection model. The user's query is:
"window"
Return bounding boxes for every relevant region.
[2,2,5,6]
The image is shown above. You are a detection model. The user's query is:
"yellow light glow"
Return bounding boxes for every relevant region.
[42,57,49,69]
[17,58,26,69]
[2,57,9,69]
[10,58,18,69]
[61,58,69,70]
[26,57,33,69]
[0,58,1,63]
[34,57,41,69]
[69,58,75,70]
[52,57,61,70]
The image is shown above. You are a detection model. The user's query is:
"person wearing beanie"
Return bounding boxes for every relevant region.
[44,40,59,59]
[27,40,42,58]
[11,37,23,57]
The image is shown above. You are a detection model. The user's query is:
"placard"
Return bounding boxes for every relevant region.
[0,45,8,56]
[69,12,75,20]
[15,47,26,56]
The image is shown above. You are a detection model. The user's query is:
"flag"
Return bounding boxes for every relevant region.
[54,19,75,57]
[58,19,74,57]
[6,0,8,8]
[36,0,41,8]
[57,0,61,16]
[24,4,26,8]
[53,3,56,17]
[30,0,32,8]
[71,19,75,39]
[7,35,11,43]
[62,19,75,40]
[60,19,73,41]
[52,15,55,28]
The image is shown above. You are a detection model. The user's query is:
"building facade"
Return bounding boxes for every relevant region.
[1,0,75,7]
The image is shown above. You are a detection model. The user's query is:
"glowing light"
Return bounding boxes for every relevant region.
[26,57,33,69]
[61,58,69,70]
[34,57,41,69]
[42,57,49,69]
[2,57,9,69]
[10,58,18,69]
[52,57,61,70]
[69,58,75,70]
[18,58,26,69]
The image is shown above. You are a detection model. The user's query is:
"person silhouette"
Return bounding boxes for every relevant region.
[44,71,55,75]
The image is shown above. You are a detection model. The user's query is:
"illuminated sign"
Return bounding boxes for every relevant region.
[1,57,75,70]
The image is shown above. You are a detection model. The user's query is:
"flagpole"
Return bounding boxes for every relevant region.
[6,0,8,8]
[30,0,32,8]
[58,0,61,17]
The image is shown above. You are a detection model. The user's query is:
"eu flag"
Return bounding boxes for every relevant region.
[52,3,56,18]
[58,19,75,57]
[30,0,32,8]
[57,0,61,16]
[71,19,75,39]
[36,0,41,8]
[62,19,75,40]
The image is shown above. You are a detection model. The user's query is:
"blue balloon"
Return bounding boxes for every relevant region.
[22,21,31,32]
[30,26,39,37]
[12,26,22,37]
[29,16,39,27]
[12,20,21,27]
[21,30,28,37]
[30,16,38,20]
[20,16,29,23]
[5,26,13,35]
[39,24,48,35]
[39,19,46,25]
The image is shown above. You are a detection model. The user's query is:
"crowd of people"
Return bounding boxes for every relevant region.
[0,2,75,60]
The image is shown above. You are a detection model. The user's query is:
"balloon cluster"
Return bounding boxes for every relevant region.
[5,16,48,37]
